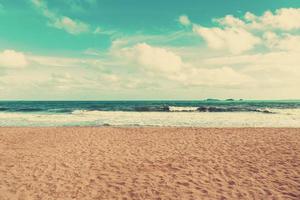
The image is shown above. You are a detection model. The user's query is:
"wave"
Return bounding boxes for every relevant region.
[0,107,9,111]
[196,106,274,113]
[0,109,299,127]
[47,108,74,113]
[169,106,199,112]
[69,106,274,113]
[133,106,274,113]
[133,106,169,112]
[14,108,45,112]
[0,107,45,112]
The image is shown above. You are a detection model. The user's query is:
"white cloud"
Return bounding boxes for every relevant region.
[185,8,300,55]
[174,66,253,87]
[202,51,300,88]
[28,54,109,69]
[262,31,300,52]
[264,33,300,52]
[263,31,279,49]
[115,43,252,87]
[178,15,191,26]
[192,25,261,54]
[214,15,245,27]
[31,0,43,7]
[215,8,300,31]
[29,55,85,67]
[45,73,84,90]
[1,44,298,99]
[52,16,89,35]
[31,0,89,34]
[204,51,300,67]
[93,26,117,36]
[0,50,28,68]
[249,8,300,31]
[117,43,183,73]
[99,74,119,82]
[83,48,102,56]
[94,27,102,34]
[277,35,300,51]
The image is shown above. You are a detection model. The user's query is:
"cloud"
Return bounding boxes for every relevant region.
[2,7,300,99]
[29,55,87,67]
[214,15,245,27]
[192,25,261,54]
[113,37,298,90]
[114,43,252,87]
[202,51,300,88]
[174,66,253,87]
[93,26,117,36]
[31,0,89,34]
[178,15,191,26]
[44,73,84,90]
[184,8,300,55]
[204,51,300,67]
[263,32,300,52]
[214,8,300,31]
[263,31,279,49]
[276,35,300,51]
[83,48,102,56]
[0,50,28,68]
[94,27,102,34]
[246,8,300,31]
[52,16,89,34]
[118,43,183,73]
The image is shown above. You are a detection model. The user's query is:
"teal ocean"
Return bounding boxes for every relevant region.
[0,100,299,127]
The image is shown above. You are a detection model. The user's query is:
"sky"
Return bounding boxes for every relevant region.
[0,0,300,100]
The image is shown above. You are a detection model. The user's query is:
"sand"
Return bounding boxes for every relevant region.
[0,127,299,200]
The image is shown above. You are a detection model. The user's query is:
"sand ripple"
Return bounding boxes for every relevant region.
[0,127,299,199]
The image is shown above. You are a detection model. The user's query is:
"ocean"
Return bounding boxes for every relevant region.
[0,100,299,127]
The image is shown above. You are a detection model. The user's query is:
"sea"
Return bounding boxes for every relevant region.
[0,100,299,127]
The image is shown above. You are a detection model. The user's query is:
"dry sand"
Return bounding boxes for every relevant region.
[0,127,299,200]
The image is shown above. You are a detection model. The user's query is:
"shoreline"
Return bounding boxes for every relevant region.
[0,127,299,199]
[1,126,300,128]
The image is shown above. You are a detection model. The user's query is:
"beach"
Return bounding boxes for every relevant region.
[0,127,299,200]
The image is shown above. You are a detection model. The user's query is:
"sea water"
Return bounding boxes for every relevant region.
[0,100,299,127]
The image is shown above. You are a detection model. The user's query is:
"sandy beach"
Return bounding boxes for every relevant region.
[0,127,299,200]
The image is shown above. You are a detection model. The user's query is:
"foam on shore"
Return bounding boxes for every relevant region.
[0,109,299,127]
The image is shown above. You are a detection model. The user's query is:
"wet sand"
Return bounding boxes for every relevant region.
[0,127,299,200]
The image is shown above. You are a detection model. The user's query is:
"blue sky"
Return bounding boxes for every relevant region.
[0,0,300,100]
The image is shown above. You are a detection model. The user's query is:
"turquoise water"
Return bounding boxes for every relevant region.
[0,100,299,127]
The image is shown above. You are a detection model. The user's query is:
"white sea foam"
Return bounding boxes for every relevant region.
[168,106,198,112]
[0,109,299,127]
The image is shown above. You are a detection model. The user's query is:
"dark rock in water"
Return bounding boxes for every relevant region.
[225,99,235,101]
[134,106,170,112]
[197,106,275,113]
[134,106,151,111]
[103,123,110,126]
[260,110,274,114]
[197,106,208,112]
[162,106,170,111]
[208,107,227,112]
[249,108,274,114]
[205,98,220,101]
[197,106,228,112]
